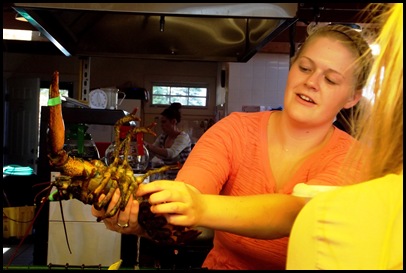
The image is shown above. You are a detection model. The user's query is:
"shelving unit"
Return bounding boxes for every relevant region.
[33,106,212,268]
[34,106,134,266]
[37,107,130,183]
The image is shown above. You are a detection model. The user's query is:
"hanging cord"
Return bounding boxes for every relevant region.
[6,197,47,269]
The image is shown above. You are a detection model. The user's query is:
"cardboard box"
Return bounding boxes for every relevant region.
[3,206,35,239]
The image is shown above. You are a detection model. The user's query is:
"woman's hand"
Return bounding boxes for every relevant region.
[91,188,146,236]
[136,180,204,227]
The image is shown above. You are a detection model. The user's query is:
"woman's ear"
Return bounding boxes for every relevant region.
[343,90,362,109]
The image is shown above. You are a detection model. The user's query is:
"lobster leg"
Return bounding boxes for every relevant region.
[87,171,112,205]
[118,168,139,209]
[93,180,116,210]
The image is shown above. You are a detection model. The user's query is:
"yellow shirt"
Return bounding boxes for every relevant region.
[286,174,403,270]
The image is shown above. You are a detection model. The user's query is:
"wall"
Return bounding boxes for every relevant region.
[226,53,289,114]
[3,53,81,86]
[3,51,290,155]
[85,57,219,144]
[3,53,219,146]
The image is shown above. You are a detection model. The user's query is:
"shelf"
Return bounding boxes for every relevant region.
[33,106,131,265]
[37,106,131,183]
[61,107,130,125]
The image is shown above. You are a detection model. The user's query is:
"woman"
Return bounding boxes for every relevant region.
[287,3,403,269]
[93,24,373,269]
[145,102,191,179]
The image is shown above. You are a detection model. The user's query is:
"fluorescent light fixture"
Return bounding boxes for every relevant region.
[3,29,32,41]
[3,28,51,42]
[3,247,11,254]
[12,7,72,57]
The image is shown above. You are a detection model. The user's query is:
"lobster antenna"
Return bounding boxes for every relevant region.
[58,198,72,254]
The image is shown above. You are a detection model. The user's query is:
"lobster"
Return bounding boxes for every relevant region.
[46,70,201,245]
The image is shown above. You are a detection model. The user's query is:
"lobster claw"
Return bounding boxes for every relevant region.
[138,200,168,229]
[138,200,202,245]
[172,227,202,245]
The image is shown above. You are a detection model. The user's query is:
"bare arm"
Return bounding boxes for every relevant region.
[136,180,307,239]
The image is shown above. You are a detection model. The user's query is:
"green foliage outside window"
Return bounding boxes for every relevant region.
[152,85,207,107]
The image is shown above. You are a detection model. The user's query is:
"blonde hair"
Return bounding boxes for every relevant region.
[351,3,403,180]
[334,96,372,136]
[291,24,374,91]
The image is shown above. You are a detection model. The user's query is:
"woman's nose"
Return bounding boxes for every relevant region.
[305,73,320,90]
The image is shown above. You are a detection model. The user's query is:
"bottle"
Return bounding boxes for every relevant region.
[64,124,100,160]
[104,126,149,172]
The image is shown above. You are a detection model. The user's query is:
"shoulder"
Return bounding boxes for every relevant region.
[178,131,191,140]
[205,111,272,140]
[310,174,402,206]
[226,111,271,120]
[338,173,403,198]
[202,112,270,143]
[327,127,359,152]
[332,126,356,142]
[157,133,166,140]
[300,174,404,237]
[218,111,272,129]
[291,174,403,269]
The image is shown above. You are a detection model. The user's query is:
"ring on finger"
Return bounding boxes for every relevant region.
[117,222,129,228]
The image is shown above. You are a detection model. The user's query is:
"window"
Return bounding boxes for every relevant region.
[38,80,72,120]
[151,84,208,107]
[39,81,73,105]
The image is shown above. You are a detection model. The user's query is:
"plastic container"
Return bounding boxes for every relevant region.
[292,183,341,202]
[3,206,35,239]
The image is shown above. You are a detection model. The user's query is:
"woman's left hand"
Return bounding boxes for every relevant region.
[136,180,203,227]
[91,189,146,236]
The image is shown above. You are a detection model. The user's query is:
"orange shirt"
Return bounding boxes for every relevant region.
[176,111,362,270]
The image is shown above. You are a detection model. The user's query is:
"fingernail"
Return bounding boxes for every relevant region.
[113,189,120,200]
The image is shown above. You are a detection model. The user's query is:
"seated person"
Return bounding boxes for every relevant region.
[145,102,191,179]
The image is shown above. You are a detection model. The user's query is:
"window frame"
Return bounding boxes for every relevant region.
[150,82,209,109]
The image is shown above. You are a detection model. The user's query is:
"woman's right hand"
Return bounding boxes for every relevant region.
[136,180,204,228]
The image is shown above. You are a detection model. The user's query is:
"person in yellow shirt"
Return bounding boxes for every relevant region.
[286,3,403,269]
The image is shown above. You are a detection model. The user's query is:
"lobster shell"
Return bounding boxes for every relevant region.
[47,70,201,245]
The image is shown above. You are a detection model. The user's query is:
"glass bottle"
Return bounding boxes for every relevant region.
[64,124,100,160]
[104,126,149,172]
